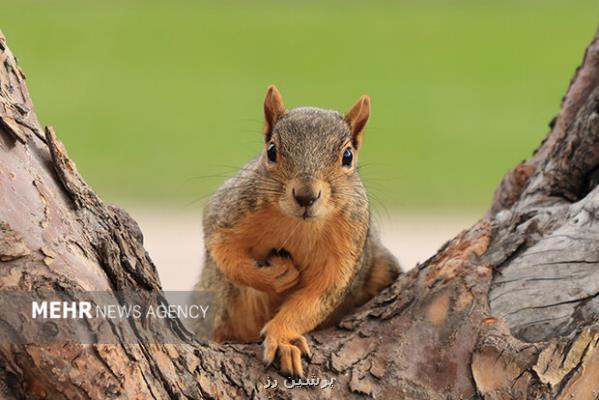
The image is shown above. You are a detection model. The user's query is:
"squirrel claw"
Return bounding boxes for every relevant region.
[263,359,273,369]
[262,328,309,378]
[290,336,311,358]
[268,248,292,259]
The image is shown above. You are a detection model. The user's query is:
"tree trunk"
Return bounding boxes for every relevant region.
[1,26,599,400]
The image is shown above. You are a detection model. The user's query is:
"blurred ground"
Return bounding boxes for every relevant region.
[127,206,478,291]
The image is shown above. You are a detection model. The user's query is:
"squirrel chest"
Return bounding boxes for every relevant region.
[212,206,360,281]
[206,206,364,342]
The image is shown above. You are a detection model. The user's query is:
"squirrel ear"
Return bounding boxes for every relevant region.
[263,84,286,141]
[344,95,370,149]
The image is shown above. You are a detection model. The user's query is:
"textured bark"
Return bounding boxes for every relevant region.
[1,26,599,399]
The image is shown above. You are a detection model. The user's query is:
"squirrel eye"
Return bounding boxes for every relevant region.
[342,147,353,167]
[267,143,277,162]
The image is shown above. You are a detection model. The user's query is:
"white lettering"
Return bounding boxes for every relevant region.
[32,301,48,318]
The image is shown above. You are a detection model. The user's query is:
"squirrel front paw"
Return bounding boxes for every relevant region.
[261,323,311,377]
[255,254,300,294]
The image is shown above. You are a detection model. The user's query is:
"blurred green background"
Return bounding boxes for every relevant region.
[2,1,598,212]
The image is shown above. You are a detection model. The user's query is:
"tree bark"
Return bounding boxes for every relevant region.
[1,26,599,400]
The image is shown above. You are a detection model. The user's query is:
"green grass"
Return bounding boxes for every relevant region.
[1,1,598,211]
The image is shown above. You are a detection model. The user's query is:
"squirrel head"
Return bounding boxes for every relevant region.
[258,85,370,220]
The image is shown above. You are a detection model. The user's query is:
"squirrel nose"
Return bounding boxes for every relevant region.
[293,188,321,208]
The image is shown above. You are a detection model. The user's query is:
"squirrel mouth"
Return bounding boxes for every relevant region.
[301,209,315,220]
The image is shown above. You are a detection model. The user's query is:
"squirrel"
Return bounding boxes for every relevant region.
[193,85,400,377]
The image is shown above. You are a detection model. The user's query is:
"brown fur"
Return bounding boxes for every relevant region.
[193,85,401,376]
